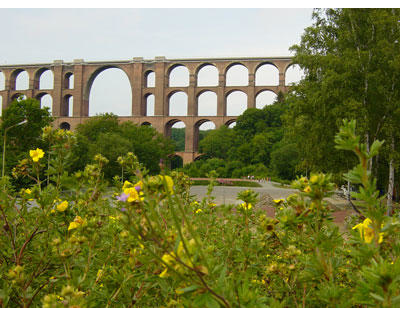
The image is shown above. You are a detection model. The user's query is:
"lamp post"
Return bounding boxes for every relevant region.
[2,119,28,179]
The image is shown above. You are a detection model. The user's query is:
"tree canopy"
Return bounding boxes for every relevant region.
[72,114,175,178]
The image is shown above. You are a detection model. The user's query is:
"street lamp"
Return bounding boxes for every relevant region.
[2,119,28,179]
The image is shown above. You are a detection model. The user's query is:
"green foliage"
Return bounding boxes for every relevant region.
[183,99,298,180]
[285,8,400,190]
[199,125,236,160]
[72,114,174,178]
[0,98,53,187]
[270,143,299,180]
[1,120,400,307]
[171,127,185,152]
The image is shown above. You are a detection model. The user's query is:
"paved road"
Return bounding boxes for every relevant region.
[190,181,298,205]
[190,180,350,209]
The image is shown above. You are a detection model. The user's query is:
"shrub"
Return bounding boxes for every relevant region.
[1,121,399,307]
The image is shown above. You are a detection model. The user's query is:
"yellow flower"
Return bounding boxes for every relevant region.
[21,188,34,201]
[124,187,139,202]
[162,253,175,266]
[50,209,56,214]
[195,208,202,214]
[122,180,133,190]
[56,129,66,137]
[310,175,319,184]
[273,199,284,204]
[56,201,68,212]
[139,191,144,201]
[159,268,169,278]
[159,253,175,278]
[303,186,311,193]
[29,148,45,162]
[68,222,80,231]
[96,269,104,281]
[160,175,174,194]
[68,216,84,231]
[352,218,383,244]
[240,202,252,210]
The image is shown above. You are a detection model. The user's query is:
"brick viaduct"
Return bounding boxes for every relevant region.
[0,56,293,164]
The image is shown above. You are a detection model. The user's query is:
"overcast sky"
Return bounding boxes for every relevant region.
[0,8,314,123]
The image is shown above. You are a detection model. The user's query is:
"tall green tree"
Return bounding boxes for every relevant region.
[286,8,400,208]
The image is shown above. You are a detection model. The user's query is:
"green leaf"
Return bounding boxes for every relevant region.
[370,292,384,302]
[175,284,200,295]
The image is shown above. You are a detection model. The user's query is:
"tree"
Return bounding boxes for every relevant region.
[0,98,53,177]
[72,114,175,178]
[75,113,119,142]
[199,125,237,160]
[119,122,175,174]
[286,9,400,209]
[270,143,299,180]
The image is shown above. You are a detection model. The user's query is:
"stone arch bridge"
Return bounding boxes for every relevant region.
[0,56,293,164]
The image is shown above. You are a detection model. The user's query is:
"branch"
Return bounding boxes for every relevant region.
[16,228,47,265]
[348,199,365,219]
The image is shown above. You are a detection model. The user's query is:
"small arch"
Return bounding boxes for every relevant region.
[14,70,29,90]
[141,122,152,126]
[11,93,27,101]
[165,120,186,152]
[169,155,183,170]
[37,93,53,114]
[168,65,189,87]
[36,68,54,89]
[145,94,155,116]
[197,64,218,87]
[197,91,217,116]
[60,122,71,130]
[64,72,74,89]
[285,64,305,86]
[169,91,188,116]
[226,63,248,86]
[225,119,237,128]
[194,119,216,152]
[62,95,73,117]
[255,63,279,86]
[194,154,208,162]
[145,71,155,87]
[226,90,247,116]
[256,90,277,109]
[0,71,5,90]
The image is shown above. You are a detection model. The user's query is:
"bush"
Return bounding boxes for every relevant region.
[1,121,400,307]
